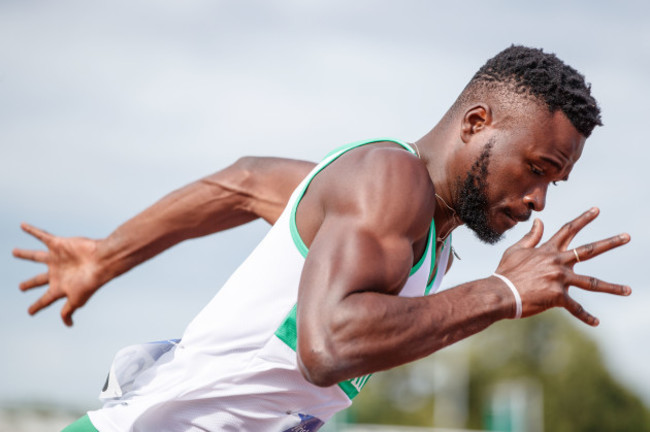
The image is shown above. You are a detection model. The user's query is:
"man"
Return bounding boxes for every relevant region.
[14,46,631,431]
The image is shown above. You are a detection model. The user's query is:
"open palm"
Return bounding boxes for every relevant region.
[13,223,104,326]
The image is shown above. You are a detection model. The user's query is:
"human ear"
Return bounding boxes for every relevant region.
[460,104,492,143]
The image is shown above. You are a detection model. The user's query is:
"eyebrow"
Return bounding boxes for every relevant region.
[541,156,563,172]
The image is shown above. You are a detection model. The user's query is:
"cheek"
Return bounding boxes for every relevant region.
[487,160,529,204]
[487,158,521,196]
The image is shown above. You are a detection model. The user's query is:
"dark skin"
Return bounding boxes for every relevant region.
[14,97,630,388]
[293,100,630,386]
[13,157,315,326]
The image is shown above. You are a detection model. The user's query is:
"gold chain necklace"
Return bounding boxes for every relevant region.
[434,193,457,242]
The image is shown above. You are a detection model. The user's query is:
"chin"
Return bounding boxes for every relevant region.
[468,221,504,245]
[487,209,515,233]
[459,206,506,245]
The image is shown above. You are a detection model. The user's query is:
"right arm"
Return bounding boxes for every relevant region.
[290,148,630,386]
[13,156,315,326]
[300,209,631,386]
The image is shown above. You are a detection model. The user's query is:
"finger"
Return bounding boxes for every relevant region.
[569,273,632,296]
[516,218,544,248]
[548,207,599,249]
[565,296,599,327]
[567,233,631,264]
[12,248,48,263]
[20,222,54,245]
[61,301,75,327]
[19,272,50,291]
[28,290,63,315]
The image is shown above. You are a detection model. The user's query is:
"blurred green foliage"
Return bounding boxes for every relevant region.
[347,310,650,431]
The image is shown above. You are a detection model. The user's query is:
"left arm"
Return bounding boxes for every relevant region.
[13,156,315,326]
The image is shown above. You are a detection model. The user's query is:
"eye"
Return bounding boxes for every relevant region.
[530,164,545,176]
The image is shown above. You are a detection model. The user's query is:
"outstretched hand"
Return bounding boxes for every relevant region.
[494,208,631,326]
[13,223,105,326]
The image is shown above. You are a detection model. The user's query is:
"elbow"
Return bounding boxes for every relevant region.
[296,307,364,387]
[204,156,256,195]
[203,157,258,212]
[230,157,257,190]
[232,156,256,172]
[297,340,341,388]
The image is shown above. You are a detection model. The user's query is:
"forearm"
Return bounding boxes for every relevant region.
[94,157,313,284]
[299,277,513,386]
[94,170,253,283]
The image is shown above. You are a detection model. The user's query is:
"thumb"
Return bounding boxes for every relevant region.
[61,301,75,327]
[517,218,544,248]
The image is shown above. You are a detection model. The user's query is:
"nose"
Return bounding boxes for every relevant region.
[523,184,547,212]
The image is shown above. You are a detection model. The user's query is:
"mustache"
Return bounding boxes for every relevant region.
[508,209,532,222]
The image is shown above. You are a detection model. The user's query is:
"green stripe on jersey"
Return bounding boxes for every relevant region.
[274,304,370,399]
[275,304,298,351]
[62,415,99,432]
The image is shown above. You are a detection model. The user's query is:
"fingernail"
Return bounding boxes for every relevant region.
[589,207,598,214]
[619,234,630,242]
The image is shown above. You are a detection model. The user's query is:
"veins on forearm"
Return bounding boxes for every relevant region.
[319,281,511,380]
[94,176,257,280]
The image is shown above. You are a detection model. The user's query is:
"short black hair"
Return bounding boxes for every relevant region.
[469,45,602,137]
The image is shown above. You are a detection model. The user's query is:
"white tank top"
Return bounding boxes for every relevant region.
[89,138,452,432]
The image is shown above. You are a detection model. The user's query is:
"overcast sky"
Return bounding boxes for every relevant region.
[2,0,649,411]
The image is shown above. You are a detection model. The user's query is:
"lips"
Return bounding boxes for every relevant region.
[514,210,532,223]
[503,210,518,229]
[505,209,532,224]
[502,208,531,229]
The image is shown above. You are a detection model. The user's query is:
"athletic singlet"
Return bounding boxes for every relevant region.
[88,138,452,432]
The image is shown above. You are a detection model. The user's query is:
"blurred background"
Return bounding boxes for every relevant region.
[1,1,648,430]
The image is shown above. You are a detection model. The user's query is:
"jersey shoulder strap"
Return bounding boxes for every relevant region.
[289,138,418,258]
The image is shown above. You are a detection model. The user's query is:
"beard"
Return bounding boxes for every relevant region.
[455,138,503,245]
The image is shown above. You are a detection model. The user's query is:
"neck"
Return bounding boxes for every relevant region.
[431,194,457,241]
[413,122,463,242]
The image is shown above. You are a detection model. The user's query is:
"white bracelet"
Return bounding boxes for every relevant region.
[492,273,522,319]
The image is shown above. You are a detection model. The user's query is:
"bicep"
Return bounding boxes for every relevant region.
[300,216,413,302]
[290,146,435,384]
[295,214,414,374]
[294,147,432,343]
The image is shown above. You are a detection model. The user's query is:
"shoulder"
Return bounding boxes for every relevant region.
[311,143,436,240]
